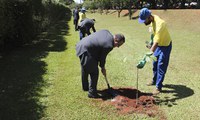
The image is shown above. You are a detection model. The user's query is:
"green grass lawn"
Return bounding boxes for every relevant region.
[0,10,200,120]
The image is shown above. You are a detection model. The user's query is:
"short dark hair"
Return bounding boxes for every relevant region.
[115,34,125,43]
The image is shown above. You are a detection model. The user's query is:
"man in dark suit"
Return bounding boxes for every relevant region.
[76,30,125,98]
[73,7,79,31]
[78,18,96,40]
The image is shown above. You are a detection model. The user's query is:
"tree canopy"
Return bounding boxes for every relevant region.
[82,0,200,9]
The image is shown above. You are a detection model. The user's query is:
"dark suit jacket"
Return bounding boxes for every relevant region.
[78,18,94,27]
[73,9,79,20]
[78,18,96,33]
[76,30,114,69]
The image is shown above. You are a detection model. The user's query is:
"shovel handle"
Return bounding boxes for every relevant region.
[104,75,111,89]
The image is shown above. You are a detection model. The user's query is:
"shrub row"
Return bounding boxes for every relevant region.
[0,0,70,51]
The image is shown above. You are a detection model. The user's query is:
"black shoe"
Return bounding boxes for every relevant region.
[82,87,89,91]
[82,86,89,91]
[88,92,100,98]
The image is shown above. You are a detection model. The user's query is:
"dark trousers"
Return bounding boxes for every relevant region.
[79,27,91,40]
[73,19,78,31]
[79,52,99,94]
[152,42,172,90]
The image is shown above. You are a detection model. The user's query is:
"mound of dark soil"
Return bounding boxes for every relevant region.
[97,87,165,118]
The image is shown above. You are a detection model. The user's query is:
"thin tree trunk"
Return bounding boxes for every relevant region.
[128,0,133,20]
[181,0,186,9]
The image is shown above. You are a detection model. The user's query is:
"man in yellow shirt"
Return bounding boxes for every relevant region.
[138,8,172,95]
[79,7,86,23]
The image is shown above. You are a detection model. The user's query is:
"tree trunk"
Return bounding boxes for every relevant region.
[140,1,143,8]
[198,0,200,8]
[128,0,133,20]
[163,0,169,9]
[151,0,156,9]
[116,5,122,18]
[181,0,186,9]
[117,10,121,17]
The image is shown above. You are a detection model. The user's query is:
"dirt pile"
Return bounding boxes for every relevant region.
[97,87,162,118]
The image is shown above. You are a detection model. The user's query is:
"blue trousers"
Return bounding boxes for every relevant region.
[152,42,172,90]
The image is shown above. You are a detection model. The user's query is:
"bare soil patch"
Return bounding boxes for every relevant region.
[96,87,166,119]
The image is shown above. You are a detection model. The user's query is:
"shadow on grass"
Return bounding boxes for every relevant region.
[108,10,117,14]
[0,10,71,120]
[98,85,194,108]
[122,9,138,17]
[132,15,139,20]
[154,84,194,107]
[98,88,152,101]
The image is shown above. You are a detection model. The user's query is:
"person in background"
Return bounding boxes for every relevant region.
[78,18,96,40]
[73,7,79,31]
[138,8,172,95]
[76,30,125,98]
[78,7,86,24]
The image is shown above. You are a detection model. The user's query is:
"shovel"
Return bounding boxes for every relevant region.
[104,75,118,98]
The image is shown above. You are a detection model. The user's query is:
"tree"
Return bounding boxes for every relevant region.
[181,0,186,8]
[124,0,134,20]
[198,0,200,8]
[112,0,124,17]
[148,0,156,9]
[59,0,74,5]
[163,0,169,9]
[0,0,71,50]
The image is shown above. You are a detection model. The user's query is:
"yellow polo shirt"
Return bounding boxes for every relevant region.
[151,15,171,46]
[79,12,86,23]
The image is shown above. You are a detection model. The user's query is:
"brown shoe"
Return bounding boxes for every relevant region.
[152,88,161,95]
[146,81,155,86]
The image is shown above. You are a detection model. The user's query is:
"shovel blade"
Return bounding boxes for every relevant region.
[108,88,118,97]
